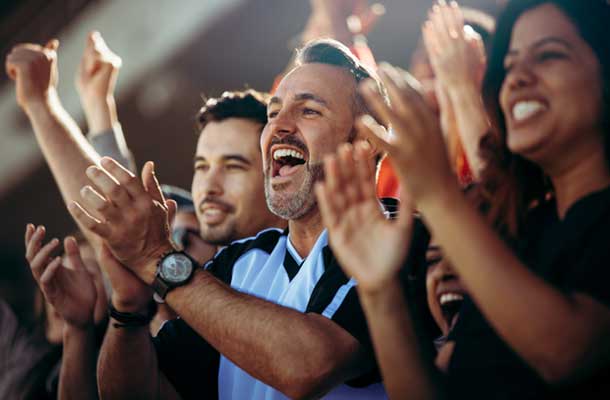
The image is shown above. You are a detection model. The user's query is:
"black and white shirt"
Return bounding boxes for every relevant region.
[154,228,387,400]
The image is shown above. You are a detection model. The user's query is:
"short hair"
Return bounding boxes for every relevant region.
[294,39,388,119]
[197,89,270,132]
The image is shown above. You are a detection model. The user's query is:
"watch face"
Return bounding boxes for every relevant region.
[160,253,194,283]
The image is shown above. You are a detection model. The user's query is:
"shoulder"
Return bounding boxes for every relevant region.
[204,228,285,282]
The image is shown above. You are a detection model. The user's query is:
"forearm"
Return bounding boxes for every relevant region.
[359,281,444,400]
[420,187,606,381]
[24,91,102,245]
[446,83,489,180]
[97,324,162,400]
[59,325,98,400]
[166,270,363,398]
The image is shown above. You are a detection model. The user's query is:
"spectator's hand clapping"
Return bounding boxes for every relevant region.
[302,0,385,45]
[315,141,413,295]
[422,1,486,90]
[68,157,176,284]
[359,64,456,207]
[25,225,97,329]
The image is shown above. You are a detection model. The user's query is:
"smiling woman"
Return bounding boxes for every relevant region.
[316,0,610,398]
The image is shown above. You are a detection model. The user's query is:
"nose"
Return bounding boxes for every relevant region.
[504,61,537,90]
[270,108,297,137]
[193,166,224,201]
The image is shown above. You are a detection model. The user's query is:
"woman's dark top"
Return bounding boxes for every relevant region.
[447,185,610,399]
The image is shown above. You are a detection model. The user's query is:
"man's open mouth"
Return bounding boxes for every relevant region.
[271,147,307,177]
[438,292,464,330]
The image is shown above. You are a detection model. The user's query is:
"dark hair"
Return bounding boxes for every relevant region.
[295,39,388,120]
[197,89,269,132]
[478,0,610,237]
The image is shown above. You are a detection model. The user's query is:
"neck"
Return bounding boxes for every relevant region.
[547,149,610,219]
[288,207,324,258]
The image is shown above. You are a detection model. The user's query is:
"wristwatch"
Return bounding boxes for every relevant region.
[152,250,196,302]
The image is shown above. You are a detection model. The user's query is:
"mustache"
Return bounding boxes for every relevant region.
[198,197,235,213]
[269,136,308,155]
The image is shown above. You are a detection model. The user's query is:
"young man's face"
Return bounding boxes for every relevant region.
[261,63,358,220]
[191,118,282,245]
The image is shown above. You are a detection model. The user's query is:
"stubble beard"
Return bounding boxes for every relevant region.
[264,162,324,220]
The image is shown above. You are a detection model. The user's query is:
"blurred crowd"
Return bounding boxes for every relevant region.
[1,0,609,399]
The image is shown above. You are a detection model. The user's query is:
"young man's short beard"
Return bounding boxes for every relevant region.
[199,222,238,246]
[264,163,324,220]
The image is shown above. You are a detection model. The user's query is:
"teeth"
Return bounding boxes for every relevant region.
[273,148,304,161]
[512,101,546,121]
[439,293,464,305]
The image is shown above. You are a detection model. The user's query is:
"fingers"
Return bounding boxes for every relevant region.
[356,115,393,155]
[100,157,144,199]
[80,185,119,221]
[166,199,177,226]
[141,161,166,206]
[358,78,397,129]
[24,223,35,249]
[29,238,60,281]
[39,256,63,287]
[337,143,359,204]
[353,141,376,202]
[68,201,112,238]
[86,159,137,208]
[25,225,46,262]
[63,236,85,272]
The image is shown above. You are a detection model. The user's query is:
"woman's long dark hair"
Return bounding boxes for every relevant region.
[477,0,610,237]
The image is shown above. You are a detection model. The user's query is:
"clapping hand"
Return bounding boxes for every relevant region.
[25,225,97,329]
[315,141,413,294]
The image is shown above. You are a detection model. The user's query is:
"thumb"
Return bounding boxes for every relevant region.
[166,199,177,225]
[141,161,166,205]
[45,39,60,51]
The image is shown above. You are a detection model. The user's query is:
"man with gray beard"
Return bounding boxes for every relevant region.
[75,39,389,400]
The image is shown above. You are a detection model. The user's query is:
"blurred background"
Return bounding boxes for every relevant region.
[0,0,502,284]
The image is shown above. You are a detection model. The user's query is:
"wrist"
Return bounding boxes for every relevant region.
[359,278,405,312]
[83,96,118,134]
[110,293,151,314]
[445,81,481,101]
[418,178,463,222]
[63,318,95,335]
[133,241,176,285]
[23,88,60,117]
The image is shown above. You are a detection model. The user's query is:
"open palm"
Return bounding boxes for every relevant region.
[316,142,413,294]
[25,225,96,328]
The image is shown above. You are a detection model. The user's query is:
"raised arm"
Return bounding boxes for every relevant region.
[76,31,136,173]
[422,2,490,179]
[70,158,372,399]
[359,62,610,384]
[6,41,102,247]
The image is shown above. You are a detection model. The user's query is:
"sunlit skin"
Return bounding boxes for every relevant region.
[499,4,604,175]
[192,118,284,246]
[262,63,358,223]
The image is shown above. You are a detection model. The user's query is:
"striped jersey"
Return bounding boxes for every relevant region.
[154,228,387,400]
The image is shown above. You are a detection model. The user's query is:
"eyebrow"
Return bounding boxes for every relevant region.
[506,36,573,57]
[268,92,329,108]
[194,155,252,165]
[426,245,441,252]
